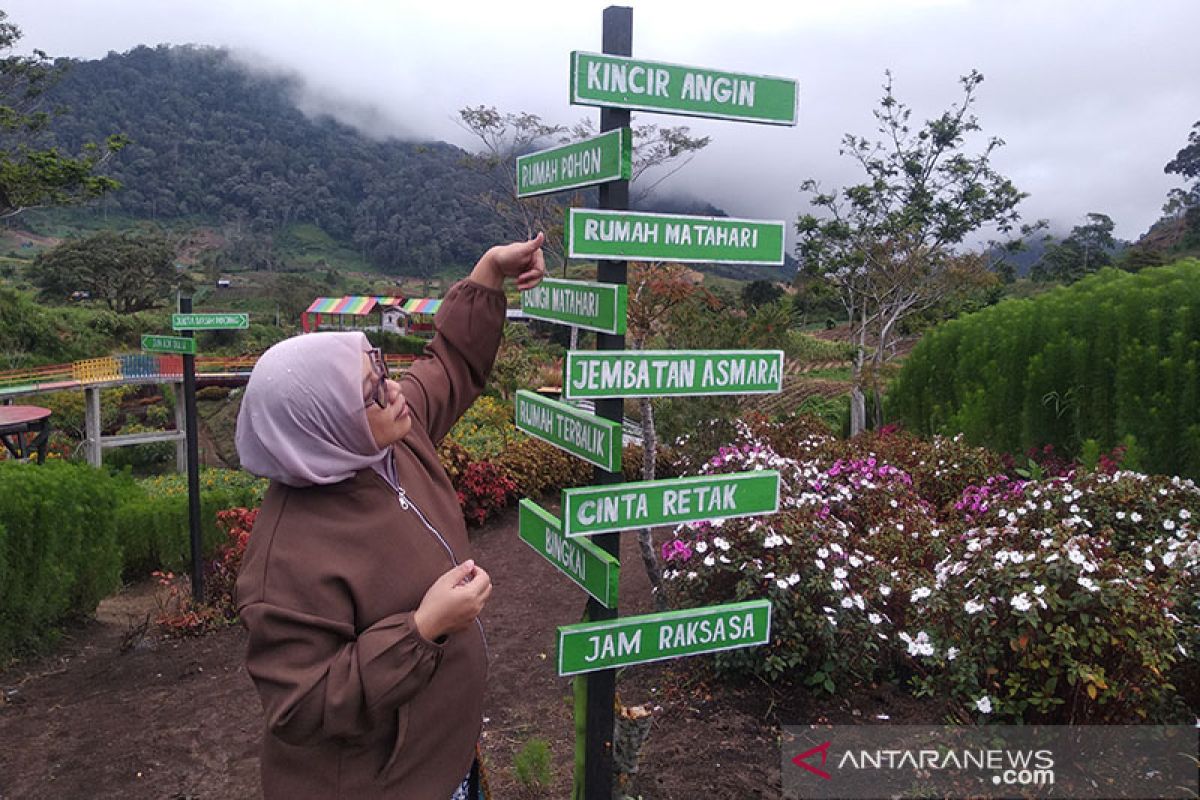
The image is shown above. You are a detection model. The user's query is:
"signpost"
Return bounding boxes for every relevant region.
[516,128,632,198]
[561,470,780,537]
[519,500,620,608]
[565,208,786,265]
[557,599,772,675]
[570,51,798,126]
[521,277,628,335]
[141,334,196,355]
[515,390,623,472]
[563,349,784,399]
[171,312,249,330]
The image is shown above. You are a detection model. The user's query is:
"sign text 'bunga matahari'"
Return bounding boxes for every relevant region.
[561,471,780,537]
[566,209,785,265]
[520,277,627,335]
[563,350,784,399]
[570,52,798,126]
[557,599,772,675]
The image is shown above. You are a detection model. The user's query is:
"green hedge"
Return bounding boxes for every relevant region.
[0,461,124,659]
[0,462,267,661]
[889,260,1200,478]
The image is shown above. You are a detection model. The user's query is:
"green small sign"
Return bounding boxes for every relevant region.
[519,499,619,608]
[561,470,779,537]
[557,599,772,676]
[521,278,627,335]
[565,209,785,265]
[516,128,632,198]
[563,349,784,400]
[570,51,798,126]
[515,390,623,472]
[141,334,196,355]
[171,312,249,331]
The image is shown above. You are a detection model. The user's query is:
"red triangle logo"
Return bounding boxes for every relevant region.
[791,740,832,780]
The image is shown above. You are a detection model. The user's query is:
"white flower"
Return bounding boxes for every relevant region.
[879,585,892,597]
[1164,519,1177,531]
[868,613,883,625]
[1131,512,1143,523]
[831,579,845,592]
[762,534,784,548]
[975,696,993,714]
[1069,504,1080,514]
[1180,509,1191,520]
[817,546,829,558]
[849,555,863,568]
[786,573,801,587]
[695,541,709,554]
[1163,551,1178,567]
[964,599,986,615]
[814,558,826,571]
[1116,511,1126,520]
[1033,585,1046,596]
[1144,559,1156,573]
[947,647,959,661]
[1077,576,1099,592]
[1011,593,1033,612]
[840,597,854,609]
[713,536,731,551]
[910,587,932,603]
[833,567,849,580]
[703,555,715,567]
[900,631,935,657]
[853,594,865,610]
[776,579,789,590]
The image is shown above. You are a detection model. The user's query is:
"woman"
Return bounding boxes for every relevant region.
[234,235,545,799]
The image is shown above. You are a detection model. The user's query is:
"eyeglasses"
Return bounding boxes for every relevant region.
[366,347,389,409]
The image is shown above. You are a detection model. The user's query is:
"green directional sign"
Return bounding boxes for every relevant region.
[561,470,779,537]
[141,334,196,355]
[519,499,619,608]
[570,51,798,126]
[517,128,631,198]
[557,599,772,676]
[515,390,623,472]
[563,349,784,400]
[521,278,627,335]
[171,312,249,331]
[565,209,785,265]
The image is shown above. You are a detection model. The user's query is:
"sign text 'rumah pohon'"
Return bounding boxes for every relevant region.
[516,128,632,198]
[557,599,772,675]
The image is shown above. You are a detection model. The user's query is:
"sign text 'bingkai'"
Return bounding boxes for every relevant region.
[516,128,632,198]
[563,349,784,400]
[557,599,772,675]
[171,312,249,331]
[521,278,627,335]
[519,500,619,608]
[570,52,798,126]
[515,390,623,472]
[561,470,779,537]
[566,209,785,265]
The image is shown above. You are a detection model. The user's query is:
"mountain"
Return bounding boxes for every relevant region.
[42,45,506,274]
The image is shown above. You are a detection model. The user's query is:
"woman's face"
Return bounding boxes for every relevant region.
[362,352,412,447]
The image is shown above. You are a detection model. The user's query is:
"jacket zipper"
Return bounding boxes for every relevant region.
[395,486,489,660]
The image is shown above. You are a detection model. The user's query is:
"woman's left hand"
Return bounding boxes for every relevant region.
[474,232,546,291]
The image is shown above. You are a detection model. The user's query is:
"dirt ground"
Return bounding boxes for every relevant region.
[0,507,918,799]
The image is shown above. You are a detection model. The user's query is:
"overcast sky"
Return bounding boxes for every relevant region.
[8,0,1198,243]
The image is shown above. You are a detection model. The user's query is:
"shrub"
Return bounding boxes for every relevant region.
[196,385,231,401]
[154,506,256,636]
[455,460,516,527]
[0,461,123,659]
[447,395,517,460]
[492,435,593,498]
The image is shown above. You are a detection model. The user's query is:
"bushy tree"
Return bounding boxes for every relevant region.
[31,229,183,312]
[1031,213,1119,283]
[0,10,125,218]
[795,71,1027,434]
[740,279,783,309]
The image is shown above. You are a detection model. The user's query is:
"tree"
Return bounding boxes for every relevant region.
[0,11,125,218]
[1031,213,1118,284]
[795,70,1027,434]
[32,230,184,312]
[740,279,784,309]
[1163,120,1200,248]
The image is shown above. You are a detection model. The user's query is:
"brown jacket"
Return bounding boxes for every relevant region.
[236,279,506,799]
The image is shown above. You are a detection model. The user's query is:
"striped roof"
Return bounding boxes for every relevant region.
[401,298,442,314]
[306,296,380,315]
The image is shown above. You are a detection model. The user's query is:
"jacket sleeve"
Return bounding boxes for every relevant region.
[400,278,506,444]
[239,601,444,746]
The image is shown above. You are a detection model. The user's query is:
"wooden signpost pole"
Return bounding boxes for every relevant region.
[581,9,631,799]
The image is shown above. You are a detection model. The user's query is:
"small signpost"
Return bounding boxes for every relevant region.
[515,390,623,472]
[171,312,250,330]
[558,599,772,675]
[517,128,632,198]
[563,349,785,399]
[519,500,620,608]
[521,277,628,335]
[570,51,799,126]
[141,334,196,355]
[561,470,780,537]
[565,208,786,265]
